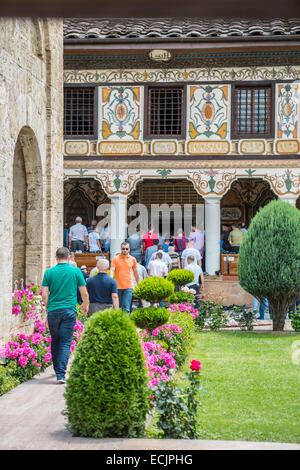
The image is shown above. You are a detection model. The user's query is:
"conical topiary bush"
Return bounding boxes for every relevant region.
[65,309,149,437]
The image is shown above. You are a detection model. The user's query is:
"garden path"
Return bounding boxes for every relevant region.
[0,366,299,450]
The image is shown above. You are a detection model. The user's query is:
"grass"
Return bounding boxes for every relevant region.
[179,331,300,443]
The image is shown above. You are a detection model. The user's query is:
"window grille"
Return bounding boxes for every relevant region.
[233,85,272,138]
[64,87,95,137]
[147,87,184,138]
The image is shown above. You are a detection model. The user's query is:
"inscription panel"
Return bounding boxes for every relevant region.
[240,140,266,155]
[65,140,90,156]
[152,140,177,155]
[98,141,143,156]
[276,139,299,154]
[187,140,230,155]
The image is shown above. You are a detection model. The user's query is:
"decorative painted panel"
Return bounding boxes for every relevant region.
[65,66,300,84]
[99,86,143,141]
[188,85,229,140]
[277,83,299,139]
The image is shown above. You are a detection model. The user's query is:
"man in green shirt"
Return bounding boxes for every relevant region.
[42,247,89,384]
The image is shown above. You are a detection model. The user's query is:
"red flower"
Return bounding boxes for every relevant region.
[190,359,202,372]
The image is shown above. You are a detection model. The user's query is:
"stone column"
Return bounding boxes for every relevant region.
[279,195,298,206]
[109,194,128,258]
[204,196,221,275]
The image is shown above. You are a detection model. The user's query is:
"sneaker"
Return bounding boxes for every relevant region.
[57,378,66,384]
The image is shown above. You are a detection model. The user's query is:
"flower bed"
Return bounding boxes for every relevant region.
[136,291,202,437]
[0,285,85,396]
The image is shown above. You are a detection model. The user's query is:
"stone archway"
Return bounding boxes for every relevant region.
[13,127,43,285]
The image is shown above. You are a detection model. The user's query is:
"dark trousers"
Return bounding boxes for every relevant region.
[189,284,200,309]
[47,309,76,380]
[88,302,112,315]
[71,240,84,252]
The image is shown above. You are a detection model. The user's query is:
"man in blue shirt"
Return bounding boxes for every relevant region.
[86,258,119,314]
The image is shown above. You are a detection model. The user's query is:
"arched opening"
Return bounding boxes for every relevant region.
[128,178,204,236]
[13,138,27,283]
[64,179,109,227]
[221,178,277,228]
[13,127,43,286]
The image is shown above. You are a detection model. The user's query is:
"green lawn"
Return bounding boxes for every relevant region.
[181,331,300,443]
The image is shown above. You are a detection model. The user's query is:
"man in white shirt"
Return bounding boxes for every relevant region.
[99,224,110,252]
[68,216,89,252]
[181,240,202,268]
[185,255,204,308]
[149,245,172,272]
[148,252,168,278]
[88,229,101,253]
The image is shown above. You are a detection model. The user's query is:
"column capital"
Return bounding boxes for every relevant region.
[203,195,222,204]
[109,193,128,200]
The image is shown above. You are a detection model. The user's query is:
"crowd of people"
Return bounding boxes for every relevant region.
[41,232,205,384]
[65,219,207,314]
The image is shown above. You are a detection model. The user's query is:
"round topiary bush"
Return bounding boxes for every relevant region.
[65,309,149,438]
[134,277,174,304]
[131,307,170,330]
[167,269,194,287]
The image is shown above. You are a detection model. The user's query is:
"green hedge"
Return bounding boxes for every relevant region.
[65,309,149,438]
[167,269,194,287]
[131,307,170,330]
[134,277,174,304]
[0,365,20,396]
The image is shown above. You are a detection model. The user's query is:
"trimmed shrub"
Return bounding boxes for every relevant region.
[65,309,149,438]
[167,269,194,288]
[134,277,174,304]
[238,200,300,331]
[167,291,195,305]
[0,365,20,396]
[131,307,170,330]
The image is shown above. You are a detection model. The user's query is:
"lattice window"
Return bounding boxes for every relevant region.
[147,87,184,138]
[64,87,95,137]
[233,85,272,138]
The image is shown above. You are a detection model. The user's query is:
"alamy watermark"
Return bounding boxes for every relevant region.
[96,203,205,237]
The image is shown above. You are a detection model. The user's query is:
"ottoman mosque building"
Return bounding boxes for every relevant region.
[1,17,300,339]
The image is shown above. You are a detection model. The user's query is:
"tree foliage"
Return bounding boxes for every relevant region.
[238,200,300,330]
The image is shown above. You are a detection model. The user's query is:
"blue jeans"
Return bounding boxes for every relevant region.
[118,289,133,314]
[253,298,269,320]
[47,309,76,380]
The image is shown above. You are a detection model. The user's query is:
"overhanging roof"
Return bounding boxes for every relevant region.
[64,18,300,42]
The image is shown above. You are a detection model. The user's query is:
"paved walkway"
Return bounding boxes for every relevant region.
[0,367,299,450]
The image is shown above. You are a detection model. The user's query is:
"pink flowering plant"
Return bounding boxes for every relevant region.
[2,318,52,382]
[12,284,46,321]
[150,323,187,365]
[142,341,176,390]
[1,283,86,386]
[169,303,199,320]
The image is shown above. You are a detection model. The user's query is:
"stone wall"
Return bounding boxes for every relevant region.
[0,18,64,341]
